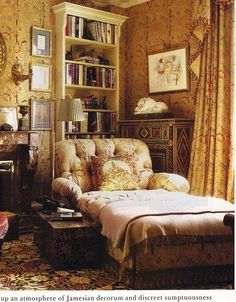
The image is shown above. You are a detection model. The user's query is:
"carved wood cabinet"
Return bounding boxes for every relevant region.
[118,119,194,178]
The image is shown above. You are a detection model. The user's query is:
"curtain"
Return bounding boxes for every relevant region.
[188,0,234,202]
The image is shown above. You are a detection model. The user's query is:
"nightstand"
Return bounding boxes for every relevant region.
[33,205,104,269]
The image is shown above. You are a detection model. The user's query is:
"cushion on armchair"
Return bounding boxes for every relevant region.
[148,172,190,193]
[91,155,141,191]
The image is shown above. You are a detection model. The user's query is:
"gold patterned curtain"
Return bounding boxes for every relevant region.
[188,0,234,202]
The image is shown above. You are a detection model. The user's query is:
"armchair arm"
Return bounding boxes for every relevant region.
[51,177,82,209]
[148,172,190,193]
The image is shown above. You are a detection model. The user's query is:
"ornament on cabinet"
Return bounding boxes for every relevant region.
[18,104,30,131]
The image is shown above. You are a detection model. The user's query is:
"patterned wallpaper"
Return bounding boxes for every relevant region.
[124,0,197,119]
[0,0,56,197]
[0,0,198,198]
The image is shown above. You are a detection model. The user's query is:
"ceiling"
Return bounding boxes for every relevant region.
[90,0,150,8]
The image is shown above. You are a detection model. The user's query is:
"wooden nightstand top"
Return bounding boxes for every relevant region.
[32,202,99,230]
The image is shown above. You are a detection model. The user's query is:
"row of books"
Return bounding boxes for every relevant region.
[86,20,117,44]
[81,95,107,110]
[66,15,84,38]
[65,112,116,133]
[65,63,115,88]
[65,15,117,44]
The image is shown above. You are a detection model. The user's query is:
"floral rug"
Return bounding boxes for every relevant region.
[0,235,233,291]
[0,234,129,290]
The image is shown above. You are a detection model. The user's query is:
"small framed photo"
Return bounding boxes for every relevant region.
[31,100,51,130]
[148,46,189,94]
[31,63,51,92]
[32,27,51,57]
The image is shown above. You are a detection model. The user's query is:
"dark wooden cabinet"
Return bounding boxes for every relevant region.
[0,131,39,233]
[118,119,194,178]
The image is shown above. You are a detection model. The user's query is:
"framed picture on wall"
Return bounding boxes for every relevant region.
[32,27,51,57]
[31,63,51,92]
[31,100,51,130]
[148,46,189,94]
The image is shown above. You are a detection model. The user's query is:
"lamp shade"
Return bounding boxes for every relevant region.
[57,98,85,121]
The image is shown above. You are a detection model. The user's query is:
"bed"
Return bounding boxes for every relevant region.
[78,189,234,289]
[52,138,234,289]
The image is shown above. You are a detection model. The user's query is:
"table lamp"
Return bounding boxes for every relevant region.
[57,97,85,122]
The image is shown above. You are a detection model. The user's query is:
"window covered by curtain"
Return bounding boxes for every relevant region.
[188,0,234,202]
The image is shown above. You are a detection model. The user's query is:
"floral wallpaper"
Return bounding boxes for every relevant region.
[0,0,55,197]
[0,0,199,198]
[124,0,198,118]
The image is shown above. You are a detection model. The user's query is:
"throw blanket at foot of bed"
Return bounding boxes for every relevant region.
[78,190,234,285]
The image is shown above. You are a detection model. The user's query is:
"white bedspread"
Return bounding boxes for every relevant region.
[78,190,234,261]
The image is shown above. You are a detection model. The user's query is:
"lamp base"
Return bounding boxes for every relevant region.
[18,119,29,131]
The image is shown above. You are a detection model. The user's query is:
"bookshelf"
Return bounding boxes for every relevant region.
[52,2,127,141]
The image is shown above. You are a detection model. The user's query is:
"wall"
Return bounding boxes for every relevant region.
[124,0,197,119]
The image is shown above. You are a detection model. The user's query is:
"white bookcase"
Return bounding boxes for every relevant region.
[52,2,127,141]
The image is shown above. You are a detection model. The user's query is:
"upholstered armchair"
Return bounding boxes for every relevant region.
[52,138,190,209]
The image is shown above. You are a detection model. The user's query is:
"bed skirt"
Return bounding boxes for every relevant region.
[103,255,233,289]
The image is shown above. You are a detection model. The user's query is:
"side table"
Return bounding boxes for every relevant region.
[33,206,104,269]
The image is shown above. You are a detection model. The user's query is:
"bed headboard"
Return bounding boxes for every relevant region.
[54,138,153,192]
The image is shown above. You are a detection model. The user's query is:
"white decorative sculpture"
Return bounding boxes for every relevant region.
[134,97,169,114]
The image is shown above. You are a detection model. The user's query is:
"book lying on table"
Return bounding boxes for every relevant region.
[50,212,83,221]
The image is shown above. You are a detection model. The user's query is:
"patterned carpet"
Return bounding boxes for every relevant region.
[0,234,129,290]
[0,235,233,291]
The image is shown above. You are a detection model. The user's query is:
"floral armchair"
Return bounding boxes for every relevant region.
[52,138,190,209]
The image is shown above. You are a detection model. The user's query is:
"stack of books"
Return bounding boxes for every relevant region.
[50,212,83,222]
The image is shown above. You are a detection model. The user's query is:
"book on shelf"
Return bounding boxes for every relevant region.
[80,112,88,132]
[106,23,112,44]
[79,65,83,85]
[71,16,76,37]
[87,111,97,132]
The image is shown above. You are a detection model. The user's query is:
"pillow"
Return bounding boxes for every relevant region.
[91,155,140,191]
[148,172,190,193]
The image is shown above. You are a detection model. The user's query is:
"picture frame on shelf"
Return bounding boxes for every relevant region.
[31,63,51,92]
[32,27,51,57]
[31,100,51,130]
[148,46,189,94]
